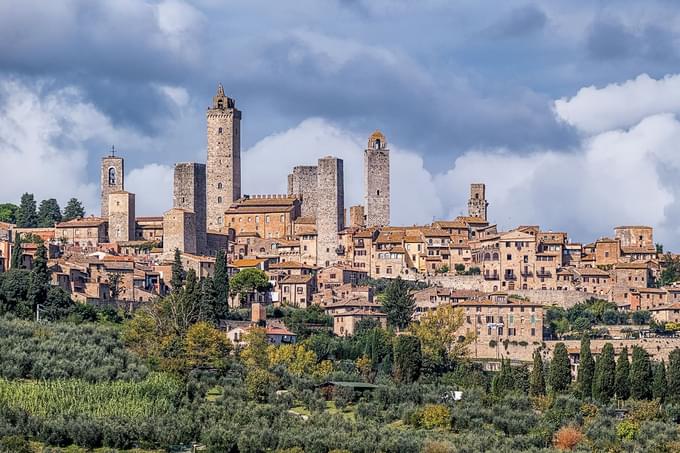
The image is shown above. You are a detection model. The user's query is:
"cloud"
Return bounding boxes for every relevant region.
[487,5,547,38]
[554,73,680,134]
[126,164,174,215]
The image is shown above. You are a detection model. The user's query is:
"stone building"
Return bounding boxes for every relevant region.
[173,163,207,253]
[225,195,301,239]
[467,183,488,220]
[316,156,344,266]
[108,191,135,243]
[364,131,390,227]
[100,152,124,218]
[163,208,197,255]
[206,83,241,230]
[55,218,108,247]
[287,165,318,219]
[615,225,653,249]
[347,205,366,228]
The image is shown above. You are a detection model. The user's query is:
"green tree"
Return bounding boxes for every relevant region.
[615,347,631,400]
[43,286,74,321]
[37,198,62,227]
[63,197,85,221]
[213,249,229,317]
[380,276,415,329]
[529,349,546,397]
[652,360,667,402]
[27,244,49,313]
[492,358,515,397]
[577,336,595,398]
[10,233,22,269]
[15,193,37,228]
[107,272,123,300]
[548,343,571,393]
[0,203,17,223]
[668,348,680,402]
[393,335,421,384]
[592,342,615,403]
[200,276,217,324]
[230,268,271,304]
[171,249,185,292]
[630,346,652,400]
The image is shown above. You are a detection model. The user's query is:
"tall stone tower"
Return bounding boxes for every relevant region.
[101,151,124,218]
[468,183,488,220]
[108,191,135,242]
[206,83,241,230]
[316,156,344,267]
[174,163,207,254]
[288,165,318,218]
[364,130,390,227]
[163,208,197,255]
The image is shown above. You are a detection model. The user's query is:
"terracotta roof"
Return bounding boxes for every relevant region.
[232,258,265,268]
[56,218,106,228]
[269,261,313,270]
[615,262,649,269]
[621,246,656,254]
[295,216,316,225]
[456,298,542,308]
[281,274,314,284]
[332,309,386,317]
[419,228,451,237]
[650,303,680,311]
[265,325,297,336]
[433,220,468,229]
[576,267,610,277]
[455,216,488,224]
[136,216,163,222]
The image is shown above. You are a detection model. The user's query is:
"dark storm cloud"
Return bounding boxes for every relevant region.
[487,4,547,38]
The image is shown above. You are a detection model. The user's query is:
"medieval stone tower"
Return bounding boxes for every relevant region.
[100,152,124,218]
[173,163,207,254]
[108,191,135,242]
[206,83,241,230]
[287,165,318,219]
[316,156,344,267]
[468,183,488,220]
[364,130,390,227]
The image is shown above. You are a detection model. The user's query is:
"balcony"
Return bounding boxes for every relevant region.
[504,273,517,281]
[520,270,533,277]
[484,273,499,280]
[537,270,553,278]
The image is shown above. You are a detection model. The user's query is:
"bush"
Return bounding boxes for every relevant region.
[419,404,451,429]
[0,435,31,453]
[553,426,583,451]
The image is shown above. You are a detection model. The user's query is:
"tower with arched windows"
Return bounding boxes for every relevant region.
[101,152,124,218]
[206,83,241,230]
[364,130,390,227]
[468,183,488,220]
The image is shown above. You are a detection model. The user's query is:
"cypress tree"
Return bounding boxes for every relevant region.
[171,249,185,292]
[381,276,415,329]
[213,249,229,317]
[615,347,631,400]
[393,335,422,384]
[16,193,38,228]
[593,342,615,403]
[529,349,546,397]
[27,244,49,311]
[492,358,515,397]
[10,233,22,269]
[548,343,571,393]
[652,360,667,402]
[630,346,652,400]
[668,348,680,402]
[577,336,595,398]
[201,276,218,324]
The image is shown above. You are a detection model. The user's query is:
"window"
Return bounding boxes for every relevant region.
[507,254,512,260]
[217,196,223,204]
[218,127,223,134]
[265,215,270,223]
[217,182,223,189]
[108,167,116,185]
[296,287,303,294]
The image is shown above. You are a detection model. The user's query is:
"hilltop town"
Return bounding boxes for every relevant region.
[2,84,680,372]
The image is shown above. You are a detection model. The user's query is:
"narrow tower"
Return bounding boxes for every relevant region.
[364,130,390,227]
[174,163,207,254]
[316,156,344,267]
[468,183,488,220]
[206,83,241,230]
[101,149,124,218]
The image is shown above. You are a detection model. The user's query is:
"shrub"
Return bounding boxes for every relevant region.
[616,419,639,441]
[421,441,455,453]
[419,404,451,429]
[553,426,583,451]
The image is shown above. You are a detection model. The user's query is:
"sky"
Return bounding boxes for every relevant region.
[2,1,680,246]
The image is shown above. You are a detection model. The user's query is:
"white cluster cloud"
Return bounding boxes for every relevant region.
[4,73,680,248]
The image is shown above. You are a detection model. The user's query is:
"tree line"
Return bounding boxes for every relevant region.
[0,193,85,227]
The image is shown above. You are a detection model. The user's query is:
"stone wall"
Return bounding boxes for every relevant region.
[364,146,389,227]
[467,183,488,220]
[173,163,207,254]
[206,86,241,230]
[108,191,135,242]
[163,208,196,255]
[100,156,124,218]
[288,165,318,218]
[316,156,344,267]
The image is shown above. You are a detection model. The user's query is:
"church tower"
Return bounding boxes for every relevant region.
[101,149,124,218]
[364,130,390,227]
[468,183,488,220]
[206,83,241,230]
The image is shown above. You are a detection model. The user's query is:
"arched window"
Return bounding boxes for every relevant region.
[376,190,380,196]
[218,127,223,134]
[217,196,223,204]
[108,167,116,185]
[374,139,381,149]
[217,100,224,109]
[492,252,499,260]
[217,182,223,189]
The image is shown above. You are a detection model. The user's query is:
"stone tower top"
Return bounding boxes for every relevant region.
[211,83,235,110]
[367,130,387,150]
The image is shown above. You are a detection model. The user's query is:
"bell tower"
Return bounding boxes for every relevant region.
[364,130,390,227]
[206,83,241,230]
[101,146,124,218]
